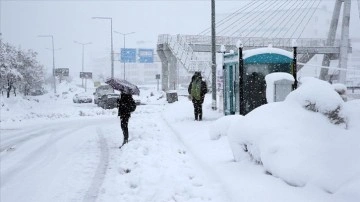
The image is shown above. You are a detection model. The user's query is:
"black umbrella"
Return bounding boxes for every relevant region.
[105,78,140,95]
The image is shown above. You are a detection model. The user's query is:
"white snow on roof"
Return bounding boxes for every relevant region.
[243,47,293,59]
[224,47,293,63]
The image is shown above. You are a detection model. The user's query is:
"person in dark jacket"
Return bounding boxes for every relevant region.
[244,72,267,113]
[117,93,136,147]
[188,72,208,121]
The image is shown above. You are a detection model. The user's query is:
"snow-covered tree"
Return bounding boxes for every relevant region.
[1,43,22,97]
[15,49,45,95]
[0,41,45,97]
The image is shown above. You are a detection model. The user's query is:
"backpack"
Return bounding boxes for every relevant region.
[191,78,202,101]
[129,99,136,112]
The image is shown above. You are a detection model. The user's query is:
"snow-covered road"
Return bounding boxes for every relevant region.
[1,117,115,201]
[0,103,229,202]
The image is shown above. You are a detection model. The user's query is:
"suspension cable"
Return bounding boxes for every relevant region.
[217,1,269,36]
[245,0,291,38]
[198,0,259,35]
[297,0,322,39]
[229,0,281,37]
[261,0,299,38]
[289,0,318,38]
[274,0,310,38]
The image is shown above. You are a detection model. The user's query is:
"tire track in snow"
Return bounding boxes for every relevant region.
[0,126,85,187]
[82,127,109,202]
[0,126,61,152]
[1,119,102,152]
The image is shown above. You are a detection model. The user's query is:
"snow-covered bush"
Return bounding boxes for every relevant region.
[285,77,347,126]
[227,77,360,194]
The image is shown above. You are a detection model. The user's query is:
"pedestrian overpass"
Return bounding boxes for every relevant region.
[157,0,358,91]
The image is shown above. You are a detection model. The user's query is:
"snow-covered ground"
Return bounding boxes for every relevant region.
[1,78,360,202]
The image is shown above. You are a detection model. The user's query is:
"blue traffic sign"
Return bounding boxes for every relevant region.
[138,49,154,63]
[120,48,136,63]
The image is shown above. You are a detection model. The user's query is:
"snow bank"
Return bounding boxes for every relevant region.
[209,115,243,140]
[227,77,360,197]
[0,81,166,123]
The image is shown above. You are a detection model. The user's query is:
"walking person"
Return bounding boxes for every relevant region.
[117,93,136,148]
[188,72,208,121]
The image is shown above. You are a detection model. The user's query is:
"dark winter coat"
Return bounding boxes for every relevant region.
[188,75,208,104]
[117,94,136,119]
[244,72,267,113]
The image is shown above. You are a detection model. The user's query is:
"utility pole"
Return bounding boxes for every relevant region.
[211,0,217,110]
[38,35,57,94]
[74,41,91,87]
[114,31,135,80]
[92,17,114,78]
[358,0,360,19]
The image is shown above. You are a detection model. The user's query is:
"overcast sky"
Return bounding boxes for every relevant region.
[1,0,360,78]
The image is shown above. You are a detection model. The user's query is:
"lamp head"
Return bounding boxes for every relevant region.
[220,45,226,53]
[236,40,243,48]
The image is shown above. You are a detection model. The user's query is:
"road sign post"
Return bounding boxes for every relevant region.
[80,72,92,92]
[156,74,160,91]
[55,68,69,83]
[120,48,136,80]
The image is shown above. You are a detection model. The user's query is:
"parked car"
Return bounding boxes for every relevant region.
[30,89,46,96]
[98,93,120,109]
[133,95,141,105]
[94,85,114,104]
[73,93,93,103]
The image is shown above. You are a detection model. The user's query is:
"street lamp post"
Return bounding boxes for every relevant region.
[74,41,92,88]
[38,35,56,94]
[237,40,244,115]
[92,17,114,78]
[114,31,135,80]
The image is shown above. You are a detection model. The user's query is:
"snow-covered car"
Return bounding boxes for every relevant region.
[133,95,141,105]
[73,93,93,103]
[93,85,114,104]
[98,93,120,109]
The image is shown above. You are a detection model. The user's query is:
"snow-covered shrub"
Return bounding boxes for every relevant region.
[209,115,242,140]
[227,77,360,193]
[285,77,347,126]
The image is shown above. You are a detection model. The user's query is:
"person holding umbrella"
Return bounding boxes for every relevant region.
[105,78,139,148]
[117,93,136,148]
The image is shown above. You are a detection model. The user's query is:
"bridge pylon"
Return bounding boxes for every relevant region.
[319,0,351,84]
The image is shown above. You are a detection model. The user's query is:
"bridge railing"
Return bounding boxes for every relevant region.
[157,34,351,87]
[169,34,349,47]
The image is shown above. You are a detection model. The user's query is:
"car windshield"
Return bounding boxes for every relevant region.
[107,94,119,98]
[96,85,114,94]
